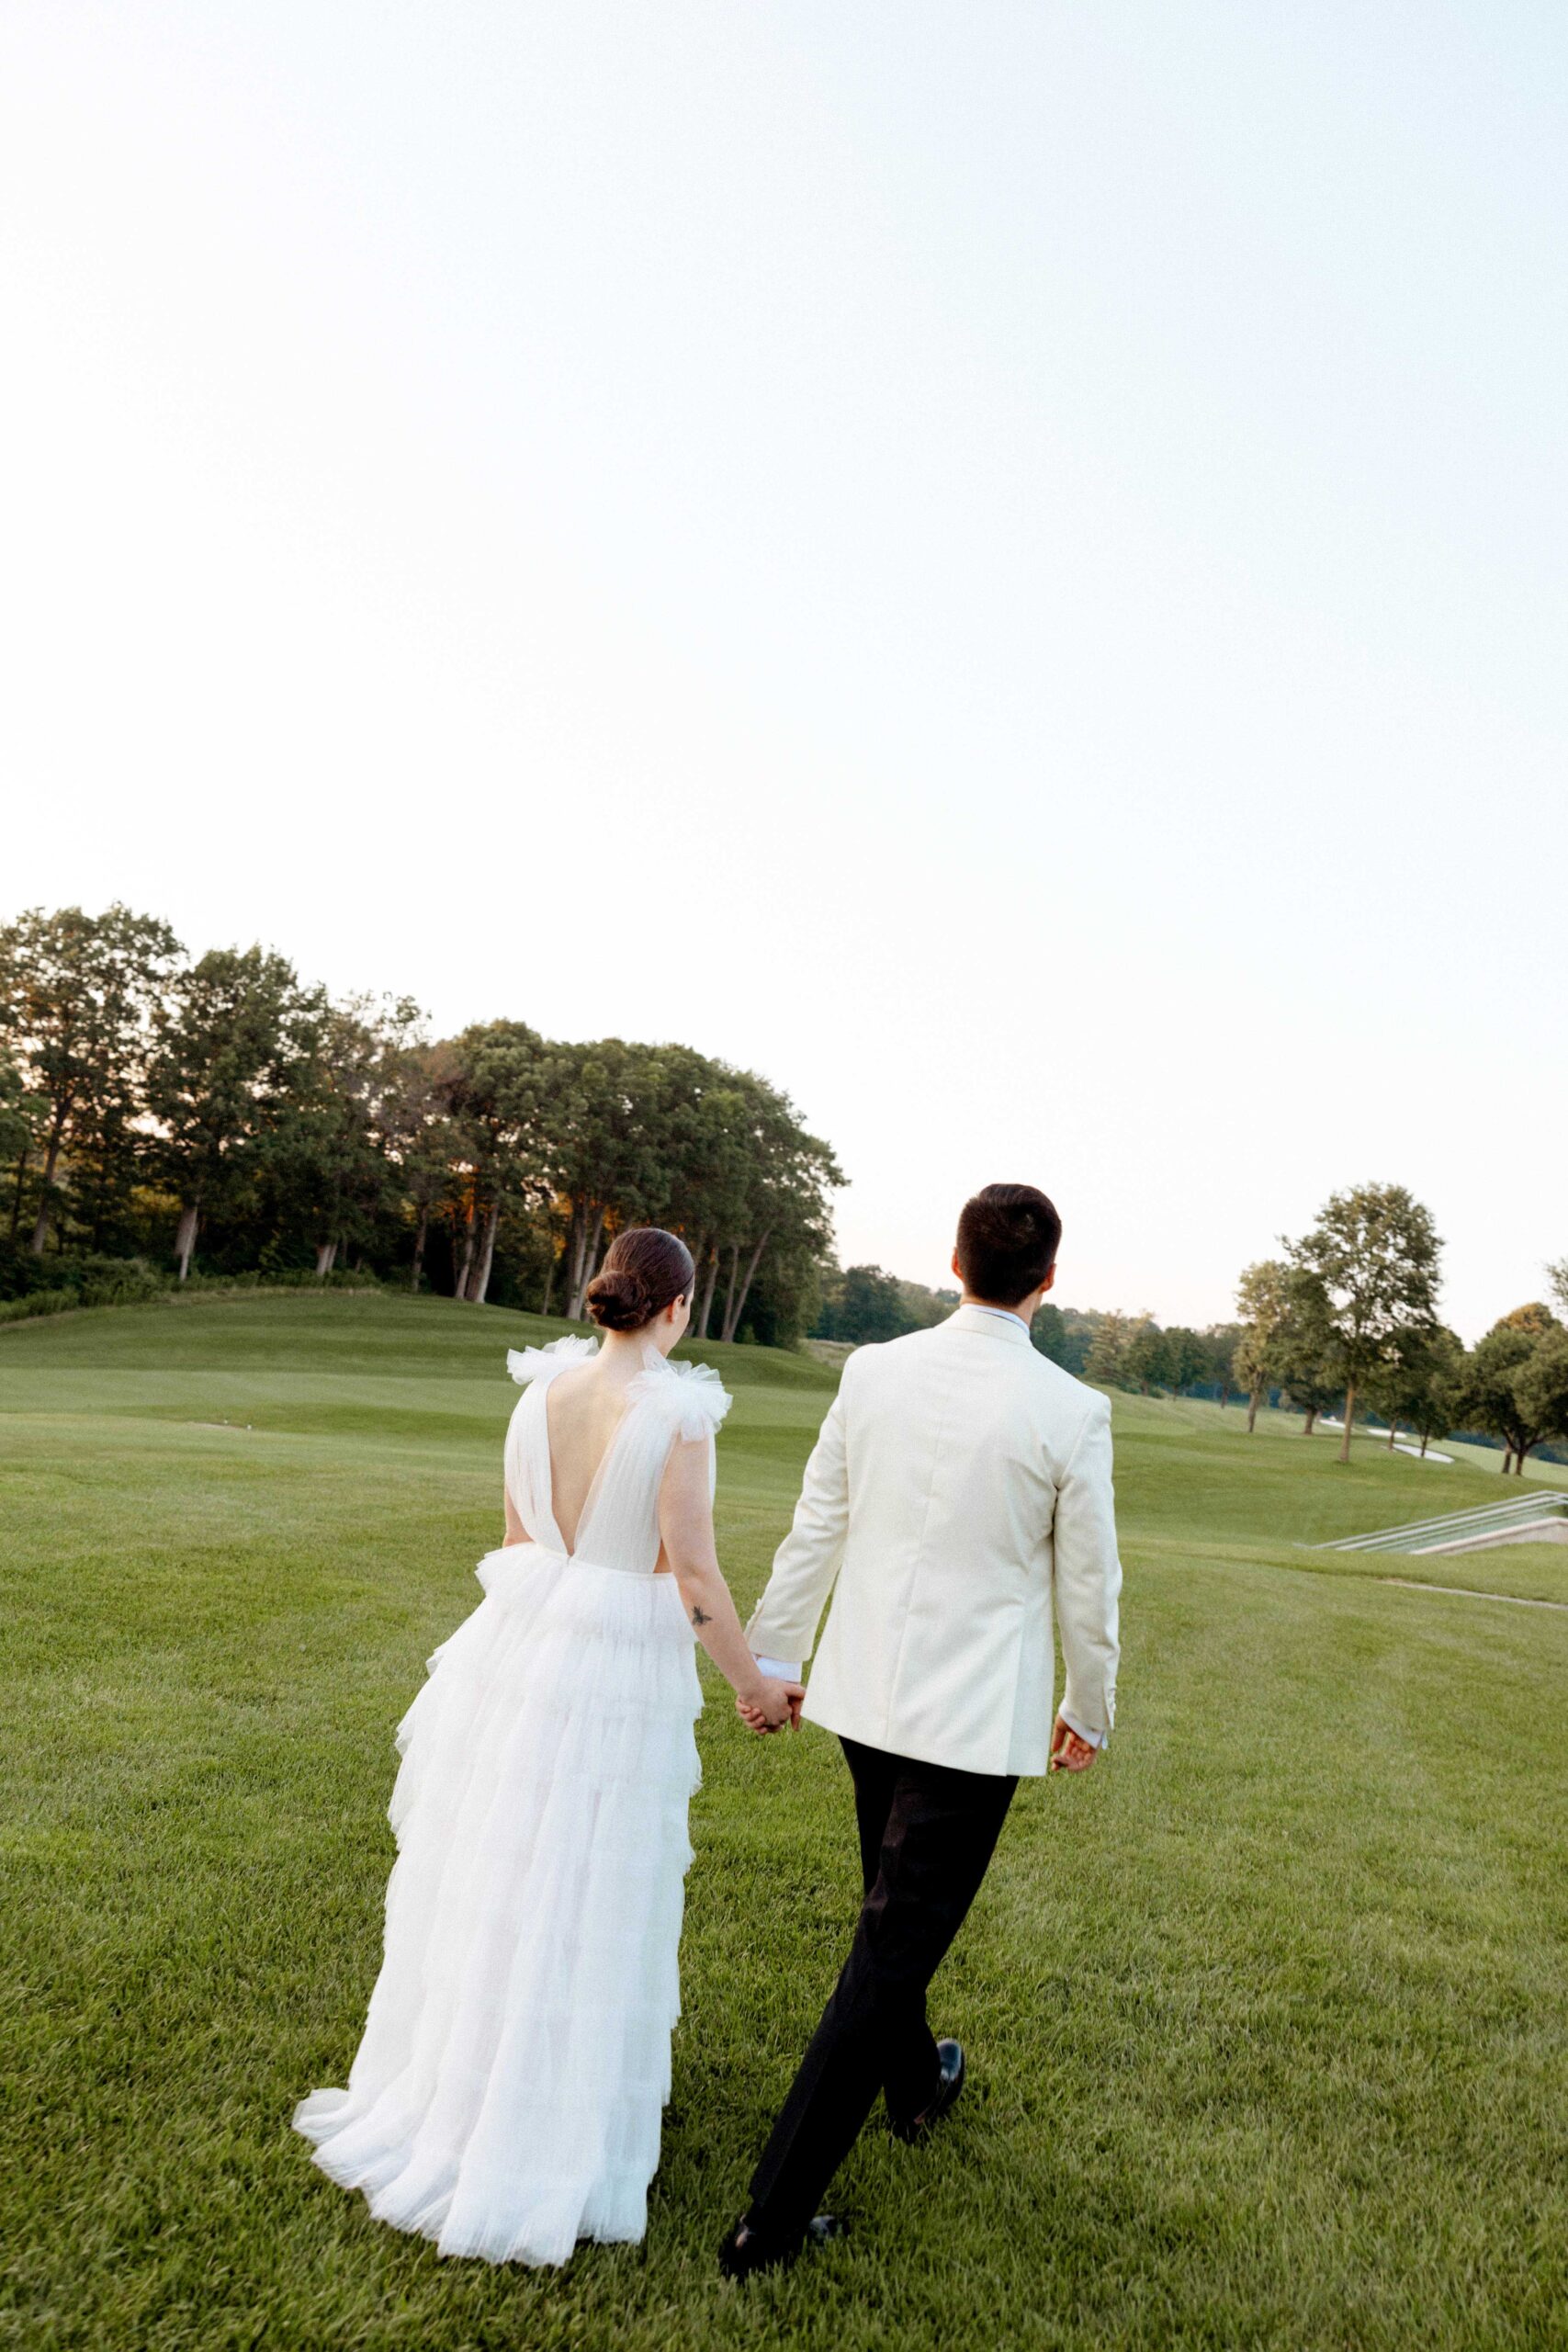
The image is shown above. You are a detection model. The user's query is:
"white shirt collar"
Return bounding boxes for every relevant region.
[962,1301,1032,1334]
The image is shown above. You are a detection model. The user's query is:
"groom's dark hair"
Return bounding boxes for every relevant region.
[956,1182,1062,1306]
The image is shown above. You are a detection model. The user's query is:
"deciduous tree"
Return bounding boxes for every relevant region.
[443,1021,552,1304]
[1235,1259,1292,1433]
[815,1264,907,1346]
[1287,1184,1442,1463]
[1366,1324,1465,1453]
[1459,1312,1568,1476]
[1272,1268,1339,1435]
[1085,1311,1135,1390]
[0,1052,39,1247]
[1162,1327,1211,1396]
[1513,1329,1568,1463]
[145,946,308,1280]
[0,904,181,1253]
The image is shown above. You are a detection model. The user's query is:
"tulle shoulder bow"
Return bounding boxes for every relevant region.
[506,1335,600,1386]
[629,1355,733,1441]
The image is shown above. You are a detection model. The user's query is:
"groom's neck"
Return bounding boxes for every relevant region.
[961,1291,1032,1318]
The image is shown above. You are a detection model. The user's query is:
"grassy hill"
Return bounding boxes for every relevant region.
[2,1294,1563,2350]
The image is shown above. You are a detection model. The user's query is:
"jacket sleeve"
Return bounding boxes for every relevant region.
[1052,1395,1122,1738]
[744,1382,850,1664]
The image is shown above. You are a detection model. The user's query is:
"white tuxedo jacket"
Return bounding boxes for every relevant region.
[746,1306,1122,1777]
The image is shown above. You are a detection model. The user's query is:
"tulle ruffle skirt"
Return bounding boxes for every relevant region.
[293,1544,703,2265]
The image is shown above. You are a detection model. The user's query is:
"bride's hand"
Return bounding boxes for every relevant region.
[738,1676,803,1734]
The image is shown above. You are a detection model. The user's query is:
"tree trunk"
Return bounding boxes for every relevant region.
[175,1202,199,1283]
[568,1208,607,1320]
[1420,1431,1429,1456]
[1247,1387,1262,1434]
[1387,1419,1397,1449]
[718,1243,740,1344]
[562,1204,588,1316]
[410,1204,429,1293]
[540,1248,556,1317]
[1338,1378,1357,1464]
[1515,1443,1530,1476]
[468,1199,500,1305]
[696,1246,719,1340]
[1219,1380,1230,1409]
[315,1238,339,1277]
[1303,1407,1317,1437]
[722,1230,771,1345]
[1502,1448,1513,1475]
[28,1106,69,1254]
[453,1200,476,1302]
[7,1146,27,1243]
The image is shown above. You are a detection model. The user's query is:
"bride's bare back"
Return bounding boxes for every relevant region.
[543,1363,637,1558]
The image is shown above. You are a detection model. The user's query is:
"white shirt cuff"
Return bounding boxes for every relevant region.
[754,1657,802,1682]
[1060,1709,1108,1749]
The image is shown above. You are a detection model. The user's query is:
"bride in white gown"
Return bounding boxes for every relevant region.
[293,1227,801,2266]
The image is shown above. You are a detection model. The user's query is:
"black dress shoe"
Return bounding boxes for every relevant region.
[718,2211,847,2279]
[890,2038,965,2143]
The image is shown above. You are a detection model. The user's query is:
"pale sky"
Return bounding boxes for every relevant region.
[3,3,1563,1340]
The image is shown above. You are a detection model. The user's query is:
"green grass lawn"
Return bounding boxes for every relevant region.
[2,1293,1563,2351]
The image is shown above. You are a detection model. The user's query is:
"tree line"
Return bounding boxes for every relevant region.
[811,1265,1242,1395]
[0,905,842,1343]
[1230,1182,1568,1472]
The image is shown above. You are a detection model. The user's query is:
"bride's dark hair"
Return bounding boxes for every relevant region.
[584,1227,695,1333]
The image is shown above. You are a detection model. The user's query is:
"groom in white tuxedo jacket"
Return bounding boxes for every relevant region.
[719,1183,1122,2277]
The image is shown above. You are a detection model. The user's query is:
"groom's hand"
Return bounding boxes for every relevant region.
[736,1681,805,1735]
[1049,1714,1098,1772]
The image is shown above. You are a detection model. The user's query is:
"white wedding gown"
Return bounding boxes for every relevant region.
[293,1337,731,2265]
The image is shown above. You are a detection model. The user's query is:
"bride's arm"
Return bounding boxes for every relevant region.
[659,1437,800,1730]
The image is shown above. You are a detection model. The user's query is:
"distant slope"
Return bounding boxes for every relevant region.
[0,1286,840,1392]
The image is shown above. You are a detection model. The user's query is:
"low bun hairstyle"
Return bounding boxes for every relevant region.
[584,1227,695,1333]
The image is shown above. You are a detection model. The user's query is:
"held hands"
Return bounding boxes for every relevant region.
[736,1673,805,1736]
[1049,1713,1098,1773]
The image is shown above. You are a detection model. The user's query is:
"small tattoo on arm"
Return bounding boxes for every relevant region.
[690,1604,712,1627]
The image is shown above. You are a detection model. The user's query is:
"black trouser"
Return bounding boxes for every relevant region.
[745,1735,1018,2243]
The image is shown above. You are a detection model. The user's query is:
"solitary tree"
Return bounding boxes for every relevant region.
[1287,1184,1442,1463]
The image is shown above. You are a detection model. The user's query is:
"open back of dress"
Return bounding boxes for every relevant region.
[503,1339,724,1571]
